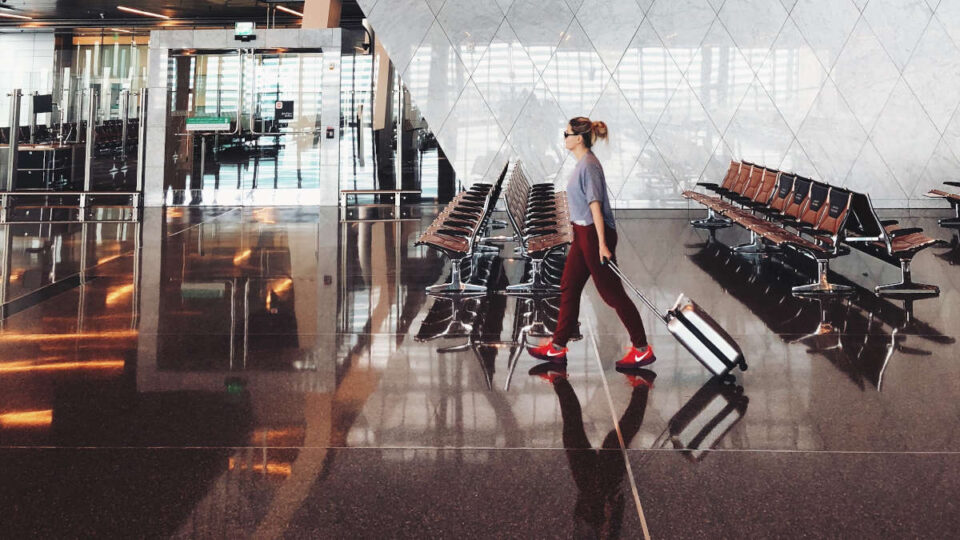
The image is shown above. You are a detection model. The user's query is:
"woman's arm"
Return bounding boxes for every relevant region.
[590,201,612,262]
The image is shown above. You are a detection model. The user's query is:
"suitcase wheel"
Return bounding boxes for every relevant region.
[738,360,748,371]
[719,373,737,385]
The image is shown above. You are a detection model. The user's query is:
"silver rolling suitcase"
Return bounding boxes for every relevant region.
[604,259,747,376]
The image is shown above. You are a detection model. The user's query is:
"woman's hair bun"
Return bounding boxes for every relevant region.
[568,116,609,147]
[591,120,609,142]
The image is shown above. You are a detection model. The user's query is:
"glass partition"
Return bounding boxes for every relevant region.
[164,49,326,204]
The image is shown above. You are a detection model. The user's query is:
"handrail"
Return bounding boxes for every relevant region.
[0,191,142,223]
[0,191,141,197]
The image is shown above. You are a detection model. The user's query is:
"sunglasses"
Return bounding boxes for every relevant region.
[563,131,579,138]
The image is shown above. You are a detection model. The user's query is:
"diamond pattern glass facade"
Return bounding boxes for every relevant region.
[360,0,960,208]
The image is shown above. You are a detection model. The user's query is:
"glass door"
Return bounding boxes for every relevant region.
[164,49,325,206]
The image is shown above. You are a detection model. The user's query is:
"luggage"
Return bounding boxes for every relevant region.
[603,258,747,376]
[656,377,749,461]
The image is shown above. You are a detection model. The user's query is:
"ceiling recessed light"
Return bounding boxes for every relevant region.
[275,5,304,17]
[117,6,170,20]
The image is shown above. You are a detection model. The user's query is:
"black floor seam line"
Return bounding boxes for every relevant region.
[587,320,652,540]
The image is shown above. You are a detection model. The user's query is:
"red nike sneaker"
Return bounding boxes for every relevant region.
[527,340,568,363]
[615,345,656,369]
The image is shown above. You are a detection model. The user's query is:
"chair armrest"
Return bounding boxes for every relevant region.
[888,227,923,238]
[525,228,558,237]
[944,181,960,188]
[843,235,884,243]
[880,219,899,226]
[696,182,719,188]
[526,219,556,228]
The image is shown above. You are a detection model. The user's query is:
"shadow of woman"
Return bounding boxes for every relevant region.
[535,367,653,539]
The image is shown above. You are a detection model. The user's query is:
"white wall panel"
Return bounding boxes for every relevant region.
[364,0,960,208]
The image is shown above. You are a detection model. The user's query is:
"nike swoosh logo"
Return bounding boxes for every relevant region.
[546,349,565,357]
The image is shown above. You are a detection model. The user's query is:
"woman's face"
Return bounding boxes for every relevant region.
[564,124,581,152]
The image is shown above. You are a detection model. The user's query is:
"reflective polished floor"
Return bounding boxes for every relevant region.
[1,206,959,537]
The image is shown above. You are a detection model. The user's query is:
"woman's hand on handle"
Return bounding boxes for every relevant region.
[589,200,612,265]
[599,243,613,265]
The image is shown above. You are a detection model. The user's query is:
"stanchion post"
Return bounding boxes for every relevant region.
[6,89,21,191]
[28,91,36,144]
[120,89,130,160]
[136,89,148,196]
[84,90,97,192]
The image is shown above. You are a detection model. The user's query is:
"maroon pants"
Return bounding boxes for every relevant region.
[553,223,647,348]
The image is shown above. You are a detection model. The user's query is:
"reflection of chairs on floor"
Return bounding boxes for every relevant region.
[935,232,960,266]
[790,296,845,350]
[515,295,561,338]
[857,300,946,391]
[415,263,512,389]
[502,297,584,391]
[414,296,482,341]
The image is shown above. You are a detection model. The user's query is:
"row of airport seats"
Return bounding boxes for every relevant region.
[0,127,31,145]
[683,161,943,298]
[0,121,139,156]
[502,162,573,294]
[91,120,139,156]
[417,161,574,296]
[925,181,960,228]
[416,164,507,294]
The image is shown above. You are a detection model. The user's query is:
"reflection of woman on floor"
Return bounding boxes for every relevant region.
[533,367,653,538]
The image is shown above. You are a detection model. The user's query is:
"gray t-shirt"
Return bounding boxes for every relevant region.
[566,151,616,229]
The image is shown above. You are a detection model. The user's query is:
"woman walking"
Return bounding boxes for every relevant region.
[527,117,655,368]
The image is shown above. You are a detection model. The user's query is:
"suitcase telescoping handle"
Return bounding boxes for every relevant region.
[602,257,668,325]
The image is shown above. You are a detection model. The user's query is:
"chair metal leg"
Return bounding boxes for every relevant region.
[938,203,960,227]
[875,259,940,298]
[792,259,854,297]
[940,217,960,228]
[503,331,526,391]
[427,258,488,295]
[733,231,780,256]
[437,342,472,353]
[691,207,732,230]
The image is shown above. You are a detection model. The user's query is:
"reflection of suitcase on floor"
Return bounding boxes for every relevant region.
[659,377,750,462]
[604,259,747,376]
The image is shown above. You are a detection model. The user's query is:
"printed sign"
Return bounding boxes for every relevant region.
[186,116,231,132]
[275,100,294,120]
